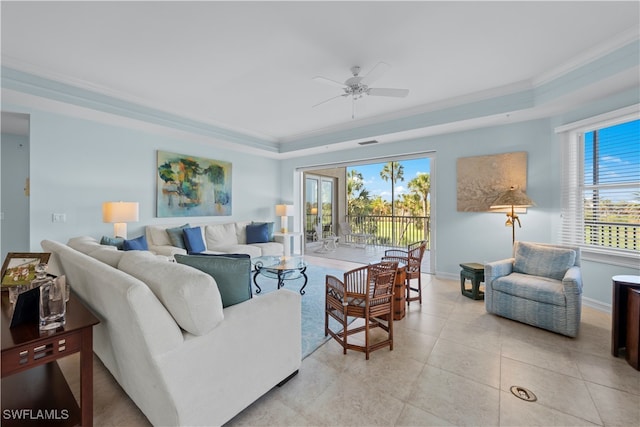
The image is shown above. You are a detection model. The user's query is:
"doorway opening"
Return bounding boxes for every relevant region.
[301,153,434,273]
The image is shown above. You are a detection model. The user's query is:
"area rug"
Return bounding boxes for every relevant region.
[253,264,349,359]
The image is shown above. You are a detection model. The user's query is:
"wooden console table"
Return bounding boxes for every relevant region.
[1,292,100,426]
[611,275,640,370]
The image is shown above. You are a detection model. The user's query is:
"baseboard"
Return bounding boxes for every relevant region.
[276,370,299,387]
[582,296,611,314]
[435,271,612,314]
[435,271,458,281]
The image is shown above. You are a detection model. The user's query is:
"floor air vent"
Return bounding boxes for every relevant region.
[510,385,537,402]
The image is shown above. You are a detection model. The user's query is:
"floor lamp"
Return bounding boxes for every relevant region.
[490,186,535,245]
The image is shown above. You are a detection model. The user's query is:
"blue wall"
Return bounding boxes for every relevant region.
[2,87,638,309]
[1,105,282,250]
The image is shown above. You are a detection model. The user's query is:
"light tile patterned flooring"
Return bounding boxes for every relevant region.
[60,255,639,426]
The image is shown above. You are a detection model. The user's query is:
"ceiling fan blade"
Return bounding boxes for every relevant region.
[360,62,391,85]
[312,94,347,108]
[367,88,409,98]
[312,76,346,88]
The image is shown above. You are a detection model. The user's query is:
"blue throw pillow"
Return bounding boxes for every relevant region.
[100,236,125,250]
[123,235,148,251]
[183,227,206,254]
[252,221,275,241]
[166,223,190,249]
[246,223,270,244]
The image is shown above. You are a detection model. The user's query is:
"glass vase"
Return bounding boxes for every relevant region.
[36,264,66,331]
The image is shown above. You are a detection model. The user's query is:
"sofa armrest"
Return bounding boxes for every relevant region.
[562,265,583,295]
[149,244,187,257]
[484,258,514,285]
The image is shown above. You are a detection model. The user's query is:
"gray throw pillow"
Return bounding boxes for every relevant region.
[174,254,252,308]
[166,223,190,249]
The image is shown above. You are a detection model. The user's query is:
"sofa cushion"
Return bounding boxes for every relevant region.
[206,244,262,258]
[252,242,283,256]
[147,225,172,246]
[123,235,149,251]
[246,223,270,244]
[118,251,224,335]
[493,273,566,306]
[175,254,252,308]
[100,236,125,250]
[88,247,124,268]
[166,224,190,249]
[183,227,206,254]
[513,242,576,280]
[68,236,106,254]
[205,223,238,247]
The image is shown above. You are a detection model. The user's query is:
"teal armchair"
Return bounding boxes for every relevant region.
[484,241,582,337]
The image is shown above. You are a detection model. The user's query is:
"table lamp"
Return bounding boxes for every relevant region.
[275,204,294,233]
[103,201,139,239]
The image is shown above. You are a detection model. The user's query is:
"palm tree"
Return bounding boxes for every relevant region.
[371,196,390,216]
[347,169,370,217]
[408,173,431,244]
[380,161,404,245]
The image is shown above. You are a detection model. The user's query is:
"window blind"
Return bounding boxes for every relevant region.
[560,114,639,256]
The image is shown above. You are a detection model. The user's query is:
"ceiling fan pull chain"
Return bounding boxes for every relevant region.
[352,97,355,119]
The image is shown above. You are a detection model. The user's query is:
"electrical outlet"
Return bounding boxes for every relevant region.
[52,213,66,223]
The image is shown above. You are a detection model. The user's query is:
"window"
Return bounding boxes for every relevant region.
[559,106,639,265]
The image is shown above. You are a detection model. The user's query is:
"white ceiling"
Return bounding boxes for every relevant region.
[1,1,639,148]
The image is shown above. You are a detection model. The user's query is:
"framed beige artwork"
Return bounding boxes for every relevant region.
[457,152,527,212]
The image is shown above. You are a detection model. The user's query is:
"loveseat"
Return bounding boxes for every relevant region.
[145,221,283,258]
[484,241,582,337]
[41,236,301,426]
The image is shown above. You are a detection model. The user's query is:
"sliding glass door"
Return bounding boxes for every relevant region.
[304,174,335,243]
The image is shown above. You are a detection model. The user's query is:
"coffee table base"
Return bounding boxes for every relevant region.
[253,267,308,295]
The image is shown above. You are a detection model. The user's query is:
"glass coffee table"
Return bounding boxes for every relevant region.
[252,256,308,295]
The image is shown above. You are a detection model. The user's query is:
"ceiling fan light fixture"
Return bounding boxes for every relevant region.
[313,62,409,118]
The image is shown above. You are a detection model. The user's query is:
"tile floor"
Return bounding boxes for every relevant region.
[60,255,639,426]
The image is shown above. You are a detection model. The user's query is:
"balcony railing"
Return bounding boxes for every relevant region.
[585,221,639,251]
[346,214,430,249]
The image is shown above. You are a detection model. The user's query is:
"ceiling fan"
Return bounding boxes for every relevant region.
[313,62,409,118]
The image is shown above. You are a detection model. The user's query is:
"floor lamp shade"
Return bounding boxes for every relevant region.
[275,204,294,233]
[103,202,139,239]
[490,186,535,244]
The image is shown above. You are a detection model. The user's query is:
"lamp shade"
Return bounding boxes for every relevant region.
[102,202,139,223]
[275,204,294,216]
[490,186,535,209]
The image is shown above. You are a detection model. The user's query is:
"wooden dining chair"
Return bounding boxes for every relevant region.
[325,261,398,359]
[382,240,427,305]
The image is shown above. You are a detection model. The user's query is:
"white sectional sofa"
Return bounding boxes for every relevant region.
[145,221,283,258]
[41,236,301,426]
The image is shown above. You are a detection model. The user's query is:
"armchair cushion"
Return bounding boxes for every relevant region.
[493,273,565,306]
[513,242,576,280]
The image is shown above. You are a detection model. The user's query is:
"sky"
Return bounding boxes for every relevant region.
[584,118,639,203]
[348,157,431,202]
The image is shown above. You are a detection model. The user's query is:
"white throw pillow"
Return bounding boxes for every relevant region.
[118,251,224,335]
[205,223,238,247]
[147,225,172,246]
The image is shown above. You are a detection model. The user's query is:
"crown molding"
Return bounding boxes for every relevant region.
[1,65,280,153]
[533,26,640,86]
